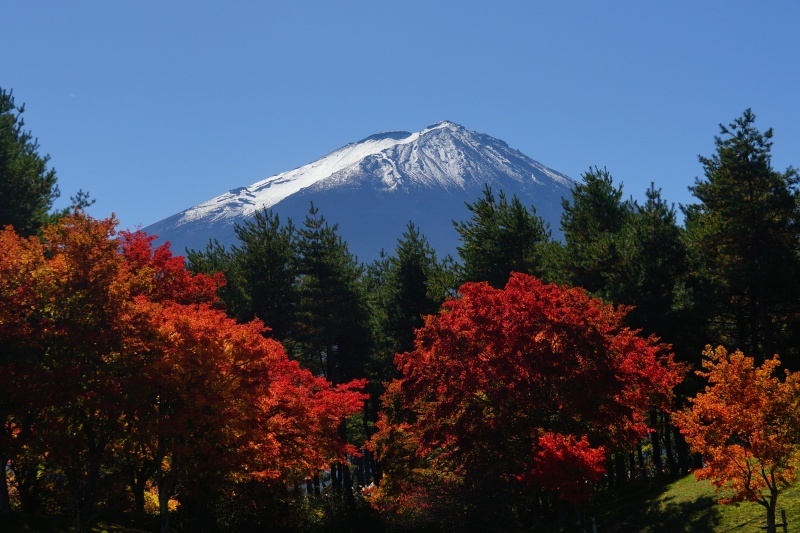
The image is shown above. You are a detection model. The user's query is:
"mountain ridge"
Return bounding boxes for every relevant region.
[145,121,576,261]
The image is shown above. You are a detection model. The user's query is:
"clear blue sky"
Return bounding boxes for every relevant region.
[3,1,799,232]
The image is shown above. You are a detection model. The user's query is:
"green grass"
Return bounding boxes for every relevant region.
[5,476,800,532]
[0,514,148,533]
[553,474,800,532]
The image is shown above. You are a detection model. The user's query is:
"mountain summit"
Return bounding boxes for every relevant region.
[145,121,576,261]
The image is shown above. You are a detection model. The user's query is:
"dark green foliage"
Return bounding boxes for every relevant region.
[0,87,60,235]
[454,184,551,287]
[232,210,299,341]
[607,185,687,343]
[295,204,371,384]
[187,210,299,342]
[560,167,632,296]
[383,223,446,355]
[364,223,456,385]
[560,171,691,356]
[186,238,247,317]
[683,109,800,362]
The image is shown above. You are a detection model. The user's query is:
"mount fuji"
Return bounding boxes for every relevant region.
[144,121,576,262]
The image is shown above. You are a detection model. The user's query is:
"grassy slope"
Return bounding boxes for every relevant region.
[4,475,800,532]
[0,514,148,533]
[554,474,800,532]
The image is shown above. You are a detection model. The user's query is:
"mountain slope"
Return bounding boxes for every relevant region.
[145,121,576,262]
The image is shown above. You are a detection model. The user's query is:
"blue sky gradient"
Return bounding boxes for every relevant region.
[3,1,799,234]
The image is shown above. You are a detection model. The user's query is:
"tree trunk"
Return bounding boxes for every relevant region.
[628,451,636,481]
[765,503,777,533]
[614,452,626,487]
[158,477,172,533]
[0,455,10,515]
[637,445,646,479]
[605,454,615,488]
[342,462,355,505]
[650,410,663,478]
[662,412,676,476]
[672,425,690,475]
[330,461,341,490]
[70,449,103,533]
[131,477,147,526]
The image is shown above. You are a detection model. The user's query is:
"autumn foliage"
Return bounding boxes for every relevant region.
[369,273,683,524]
[0,214,365,531]
[674,346,800,530]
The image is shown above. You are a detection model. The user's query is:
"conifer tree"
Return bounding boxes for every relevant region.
[0,87,60,235]
[684,109,800,363]
[186,238,247,316]
[295,204,371,384]
[383,223,446,355]
[560,167,631,297]
[231,209,299,341]
[607,185,687,342]
[187,210,300,343]
[454,185,551,287]
[294,204,372,497]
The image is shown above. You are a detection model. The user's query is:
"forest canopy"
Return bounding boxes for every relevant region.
[2,92,800,532]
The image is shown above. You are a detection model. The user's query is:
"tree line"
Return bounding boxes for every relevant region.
[2,83,800,531]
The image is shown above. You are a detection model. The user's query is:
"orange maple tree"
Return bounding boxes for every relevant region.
[369,273,683,526]
[0,226,51,515]
[0,214,367,531]
[674,345,800,533]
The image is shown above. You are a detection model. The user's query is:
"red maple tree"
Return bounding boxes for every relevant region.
[369,273,683,524]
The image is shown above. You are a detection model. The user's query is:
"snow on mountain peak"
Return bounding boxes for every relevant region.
[145,121,575,261]
[177,121,473,225]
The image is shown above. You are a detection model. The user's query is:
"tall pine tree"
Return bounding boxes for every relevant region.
[684,109,800,363]
[560,167,631,297]
[295,204,371,384]
[231,209,299,342]
[0,87,60,235]
[454,185,551,287]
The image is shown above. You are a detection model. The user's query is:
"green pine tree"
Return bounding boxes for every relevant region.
[0,87,60,235]
[560,166,631,297]
[186,239,248,323]
[187,210,299,343]
[609,185,687,344]
[454,184,551,287]
[295,203,371,384]
[365,222,454,380]
[684,109,800,362]
[231,209,299,341]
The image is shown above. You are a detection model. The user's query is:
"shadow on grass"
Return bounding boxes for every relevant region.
[0,514,149,533]
[588,484,723,532]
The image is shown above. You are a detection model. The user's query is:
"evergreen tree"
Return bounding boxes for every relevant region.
[365,223,455,386]
[607,184,687,343]
[295,204,371,385]
[0,87,60,235]
[684,109,800,363]
[454,185,551,287]
[186,239,248,320]
[384,223,446,355]
[560,167,631,297]
[294,204,373,497]
[187,210,299,343]
[231,209,299,341]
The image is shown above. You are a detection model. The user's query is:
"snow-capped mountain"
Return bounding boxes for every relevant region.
[145,121,576,262]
